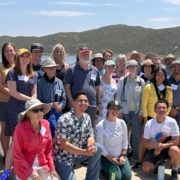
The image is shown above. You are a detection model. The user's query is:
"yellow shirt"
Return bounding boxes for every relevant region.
[0,63,12,102]
[142,83,173,118]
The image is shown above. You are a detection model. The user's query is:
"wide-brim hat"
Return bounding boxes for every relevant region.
[18,99,51,121]
[91,53,104,61]
[162,53,175,64]
[172,60,180,66]
[42,58,59,68]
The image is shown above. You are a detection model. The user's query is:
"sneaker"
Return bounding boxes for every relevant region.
[0,169,11,180]
[171,169,178,180]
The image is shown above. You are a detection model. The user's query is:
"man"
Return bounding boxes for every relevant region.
[103,49,113,61]
[142,100,180,179]
[64,47,101,127]
[163,53,175,78]
[53,91,102,180]
[169,60,180,128]
[30,43,44,79]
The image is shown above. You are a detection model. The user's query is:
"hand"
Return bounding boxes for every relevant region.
[110,156,119,165]
[52,102,62,112]
[30,170,41,180]
[169,108,178,117]
[85,144,97,156]
[50,170,61,180]
[117,155,126,165]
[154,143,164,156]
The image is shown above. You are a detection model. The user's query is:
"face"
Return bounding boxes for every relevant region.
[155,70,165,85]
[127,65,137,75]
[79,52,91,65]
[154,103,167,119]
[104,52,112,60]
[152,58,161,70]
[165,58,173,68]
[54,47,64,62]
[171,64,180,76]
[130,54,140,62]
[19,52,31,67]
[108,106,119,117]
[143,65,152,74]
[75,94,89,112]
[4,44,16,64]
[94,58,104,69]
[105,65,115,74]
[116,59,126,70]
[27,106,44,121]
[43,67,56,79]
[31,49,43,64]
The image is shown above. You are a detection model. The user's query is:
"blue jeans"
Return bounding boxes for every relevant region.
[123,111,142,160]
[55,143,102,180]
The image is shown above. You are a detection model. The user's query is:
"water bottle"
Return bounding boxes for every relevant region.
[157,160,165,180]
[109,165,116,180]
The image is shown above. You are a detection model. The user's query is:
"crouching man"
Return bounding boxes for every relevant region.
[142,99,180,179]
[53,91,102,180]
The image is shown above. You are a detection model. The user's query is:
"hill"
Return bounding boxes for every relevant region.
[1,24,180,55]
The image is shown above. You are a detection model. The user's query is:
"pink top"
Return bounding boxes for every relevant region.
[13,119,55,180]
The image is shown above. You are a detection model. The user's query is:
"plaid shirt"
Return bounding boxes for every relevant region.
[53,109,94,166]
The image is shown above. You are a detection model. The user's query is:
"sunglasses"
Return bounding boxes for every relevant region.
[31,107,44,113]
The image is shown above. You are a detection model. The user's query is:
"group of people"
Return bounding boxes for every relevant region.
[0,42,179,180]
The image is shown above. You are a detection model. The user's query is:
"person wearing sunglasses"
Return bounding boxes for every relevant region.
[13,99,60,180]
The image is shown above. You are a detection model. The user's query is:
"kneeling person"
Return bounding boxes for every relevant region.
[53,91,102,180]
[142,99,180,179]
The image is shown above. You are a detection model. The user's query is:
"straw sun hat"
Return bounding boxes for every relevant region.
[18,99,50,121]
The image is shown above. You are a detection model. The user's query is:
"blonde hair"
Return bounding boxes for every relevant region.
[115,54,127,65]
[51,43,66,61]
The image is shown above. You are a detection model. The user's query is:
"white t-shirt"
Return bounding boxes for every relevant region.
[95,118,128,157]
[144,116,180,142]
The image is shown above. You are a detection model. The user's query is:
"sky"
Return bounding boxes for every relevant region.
[1,0,180,36]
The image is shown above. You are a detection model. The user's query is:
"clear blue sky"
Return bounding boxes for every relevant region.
[1,0,180,36]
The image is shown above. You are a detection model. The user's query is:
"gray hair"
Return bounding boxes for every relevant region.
[115,54,127,65]
[51,43,66,60]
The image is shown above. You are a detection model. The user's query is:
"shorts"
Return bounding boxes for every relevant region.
[143,149,169,166]
[0,102,8,121]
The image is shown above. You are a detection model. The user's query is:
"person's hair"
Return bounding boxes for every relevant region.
[115,54,127,66]
[1,42,16,68]
[141,64,155,74]
[51,43,66,61]
[144,52,159,60]
[151,68,170,99]
[103,49,113,57]
[154,99,169,109]
[73,91,88,101]
[14,54,34,76]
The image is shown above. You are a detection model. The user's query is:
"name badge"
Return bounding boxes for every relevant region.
[90,73,96,81]
[18,75,27,81]
[171,84,178,90]
[135,86,141,92]
[55,89,62,96]
[158,84,165,91]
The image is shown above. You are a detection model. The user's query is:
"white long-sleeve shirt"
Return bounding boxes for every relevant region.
[95,118,128,157]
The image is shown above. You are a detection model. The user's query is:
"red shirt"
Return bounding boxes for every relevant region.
[13,119,55,180]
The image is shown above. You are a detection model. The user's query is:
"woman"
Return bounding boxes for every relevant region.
[1,48,37,178]
[140,59,154,84]
[0,42,16,159]
[51,43,69,81]
[97,60,117,121]
[142,67,173,122]
[112,54,128,83]
[95,100,132,180]
[13,99,60,180]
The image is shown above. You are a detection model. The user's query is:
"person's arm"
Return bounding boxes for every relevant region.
[143,138,159,149]
[64,83,74,108]
[0,68,10,96]
[31,84,37,99]
[166,86,173,115]
[59,137,95,156]
[7,81,32,101]
[13,125,33,179]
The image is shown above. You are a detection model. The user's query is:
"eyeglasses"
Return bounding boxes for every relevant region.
[31,107,44,113]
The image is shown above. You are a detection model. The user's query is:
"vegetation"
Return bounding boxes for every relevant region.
[1,24,180,55]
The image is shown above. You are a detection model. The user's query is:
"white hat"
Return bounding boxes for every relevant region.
[42,58,59,68]
[126,60,138,67]
[18,99,50,121]
[104,60,115,67]
[172,60,180,65]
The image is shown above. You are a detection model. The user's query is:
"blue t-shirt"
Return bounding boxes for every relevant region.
[64,63,100,106]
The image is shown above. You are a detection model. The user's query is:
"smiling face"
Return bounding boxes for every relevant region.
[154,102,168,122]
[155,69,165,85]
[108,106,120,117]
[19,52,31,67]
[27,105,44,121]
[43,66,56,79]
[3,44,16,65]
[74,94,89,113]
